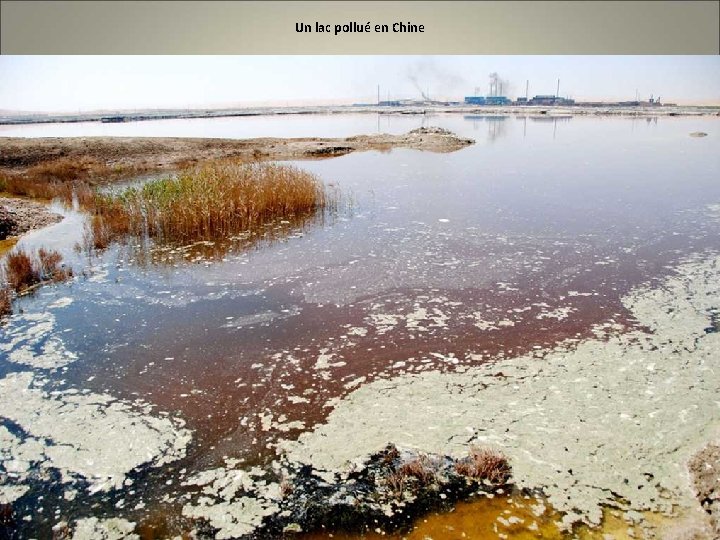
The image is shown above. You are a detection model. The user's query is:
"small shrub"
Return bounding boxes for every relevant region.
[6,249,39,291]
[385,469,407,494]
[454,446,511,485]
[398,456,436,486]
[38,248,72,282]
[3,247,72,293]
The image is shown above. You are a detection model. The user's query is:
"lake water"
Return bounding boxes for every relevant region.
[1,113,719,538]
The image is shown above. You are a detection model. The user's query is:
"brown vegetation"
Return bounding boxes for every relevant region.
[38,248,73,282]
[88,159,335,248]
[0,157,138,203]
[398,455,436,486]
[5,250,39,291]
[385,469,407,494]
[0,287,11,318]
[454,446,512,484]
[3,247,72,293]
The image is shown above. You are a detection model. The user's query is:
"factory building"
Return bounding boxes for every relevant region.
[525,95,576,106]
[464,95,511,106]
[464,96,486,105]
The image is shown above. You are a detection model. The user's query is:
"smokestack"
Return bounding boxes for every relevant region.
[525,80,529,100]
[556,78,560,98]
[377,85,380,105]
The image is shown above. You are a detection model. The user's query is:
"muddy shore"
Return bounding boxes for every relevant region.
[0,127,473,172]
[0,197,63,240]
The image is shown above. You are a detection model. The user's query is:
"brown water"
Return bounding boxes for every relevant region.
[301,495,679,540]
[1,113,719,538]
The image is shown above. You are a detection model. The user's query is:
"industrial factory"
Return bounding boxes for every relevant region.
[370,73,671,109]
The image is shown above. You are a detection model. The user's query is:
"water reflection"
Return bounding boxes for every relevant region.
[463,114,576,141]
[463,114,510,142]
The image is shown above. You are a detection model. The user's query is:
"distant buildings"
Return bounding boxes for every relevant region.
[526,95,575,106]
[367,89,668,109]
[463,95,511,105]
[464,96,486,105]
[464,94,573,106]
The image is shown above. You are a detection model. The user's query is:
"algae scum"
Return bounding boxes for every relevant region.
[1,114,720,539]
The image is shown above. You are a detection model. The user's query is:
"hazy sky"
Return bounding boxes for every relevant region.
[1,55,719,112]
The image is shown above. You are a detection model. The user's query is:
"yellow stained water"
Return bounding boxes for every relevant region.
[300,494,684,540]
[0,237,18,257]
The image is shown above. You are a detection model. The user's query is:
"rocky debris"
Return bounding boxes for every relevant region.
[187,444,512,538]
[689,443,720,535]
[0,198,62,239]
[179,444,511,538]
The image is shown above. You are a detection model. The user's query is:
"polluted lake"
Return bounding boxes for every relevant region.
[1,113,720,539]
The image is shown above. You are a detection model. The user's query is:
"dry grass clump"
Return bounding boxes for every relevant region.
[26,157,103,183]
[454,446,511,484]
[1,157,137,202]
[1,171,95,202]
[398,455,436,486]
[90,160,333,245]
[385,469,407,494]
[0,287,11,318]
[383,450,439,496]
[5,250,39,291]
[3,247,72,293]
[38,248,72,282]
[87,200,131,249]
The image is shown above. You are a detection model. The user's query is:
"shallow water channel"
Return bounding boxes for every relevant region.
[1,113,719,538]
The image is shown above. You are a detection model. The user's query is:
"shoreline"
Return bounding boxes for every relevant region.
[1,104,719,127]
[0,197,63,241]
[0,127,473,174]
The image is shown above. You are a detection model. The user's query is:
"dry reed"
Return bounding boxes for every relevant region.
[1,157,139,203]
[5,250,39,291]
[385,469,407,494]
[398,455,436,486]
[4,247,72,292]
[454,446,511,484]
[90,160,333,246]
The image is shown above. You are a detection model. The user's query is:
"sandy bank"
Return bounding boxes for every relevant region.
[0,127,473,172]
